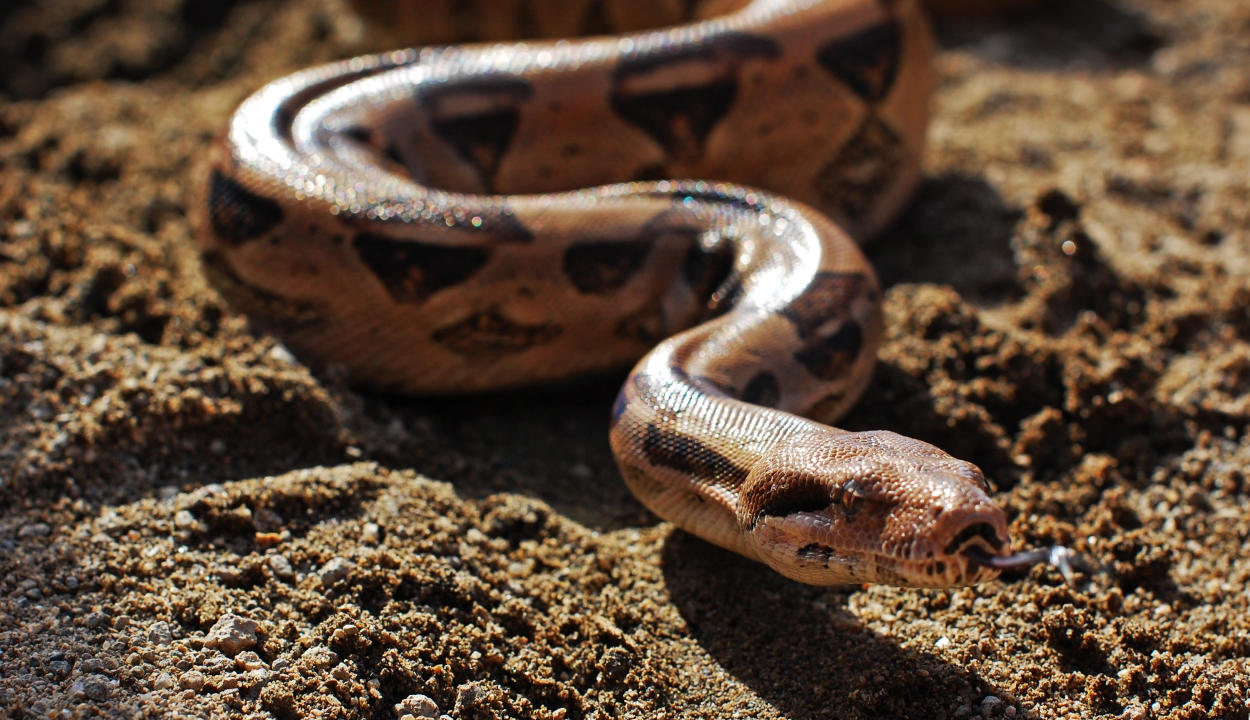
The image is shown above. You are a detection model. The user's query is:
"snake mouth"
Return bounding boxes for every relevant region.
[943,521,1005,556]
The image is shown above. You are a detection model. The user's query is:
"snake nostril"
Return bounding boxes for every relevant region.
[944,521,1003,555]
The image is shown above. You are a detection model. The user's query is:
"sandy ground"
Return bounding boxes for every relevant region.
[1,0,1249,718]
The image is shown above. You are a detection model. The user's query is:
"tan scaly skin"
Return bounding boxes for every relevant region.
[199,0,1071,588]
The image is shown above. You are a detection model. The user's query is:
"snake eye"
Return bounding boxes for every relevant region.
[840,480,866,517]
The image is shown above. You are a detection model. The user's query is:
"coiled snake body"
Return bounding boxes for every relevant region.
[201,0,1025,587]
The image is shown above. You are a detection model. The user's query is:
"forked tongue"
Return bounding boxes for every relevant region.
[964,545,1107,586]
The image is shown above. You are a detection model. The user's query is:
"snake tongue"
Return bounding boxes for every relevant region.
[964,545,1107,586]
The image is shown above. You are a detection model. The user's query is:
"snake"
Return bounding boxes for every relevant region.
[199,0,1073,588]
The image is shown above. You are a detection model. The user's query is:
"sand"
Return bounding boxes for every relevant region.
[1,0,1248,718]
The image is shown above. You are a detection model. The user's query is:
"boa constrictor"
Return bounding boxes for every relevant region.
[200,0,1055,587]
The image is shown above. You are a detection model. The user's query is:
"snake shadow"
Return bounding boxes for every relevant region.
[365,371,657,532]
[661,533,1003,720]
[933,0,1165,72]
[867,173,1023,304]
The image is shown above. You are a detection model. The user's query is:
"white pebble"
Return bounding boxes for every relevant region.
[395,694,440,719]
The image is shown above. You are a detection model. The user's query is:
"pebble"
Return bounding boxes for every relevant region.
[267,554,295,580]
[980,695,1002,716]
[333,624,360,642]
[269,344,297,364]
[235,651,267,671]
[361,522,381,544]
[253,508,285,533]
[318,557,352,587]
[180,670,206,691]
[153,673,175,690]
[205,614,258,656]
[173,510,199,531]
[301,646,338,670]
[81,674,115,701]
[147,621,173,645]
[17,523,51,539]
[395,694,441,719]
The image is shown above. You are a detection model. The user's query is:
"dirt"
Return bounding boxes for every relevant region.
[0,0,1248,718]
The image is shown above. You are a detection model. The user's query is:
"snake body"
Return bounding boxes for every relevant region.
[200,0,1017,587]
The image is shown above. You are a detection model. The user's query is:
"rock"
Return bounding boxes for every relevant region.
[269,344,297,364]
[235,651,267,671]
[173,510,199,531]
[361,522,381,544]
[267,554,294,580]
[81,674,115,701]
[153,673,175,690]
[253,508,285,533]
[17,523,51,539]
[318,557,352,587]
[395,694,440,719]
[300,646,338,670]
[147,621,173,645]
[205,614,258,656]
[83,611,110,629]
[179,670,206,691]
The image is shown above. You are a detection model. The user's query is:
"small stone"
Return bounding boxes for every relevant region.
[248,668,270,684]
[205,614,258,656]
[217,566,241,585]
[83,611,110,629]
[17,523,51,539]
[981,695,1002,717]
[318,557,352,587]
[267,555,294,580]
[49,660,71,676]
[954,704,972,718]
[113,615,131,630]
[81,674,115,701]
[153,673,175,690]
[269,344,297,364]
[272,658,291,671]
[235,651,267,671]
[147,621,173,645]
[395,694,440,719]
[174,510,199,531]
[253,508,285,533]
[180,670,206,691]
[300,646,338,670]
[361,523,381,544]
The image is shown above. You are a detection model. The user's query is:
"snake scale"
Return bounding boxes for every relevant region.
[199,0,1060,588]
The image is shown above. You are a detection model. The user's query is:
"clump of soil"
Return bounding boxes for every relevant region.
[1,0,1248,719]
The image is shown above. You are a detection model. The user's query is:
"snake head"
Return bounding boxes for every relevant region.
[738,430,1011,587]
